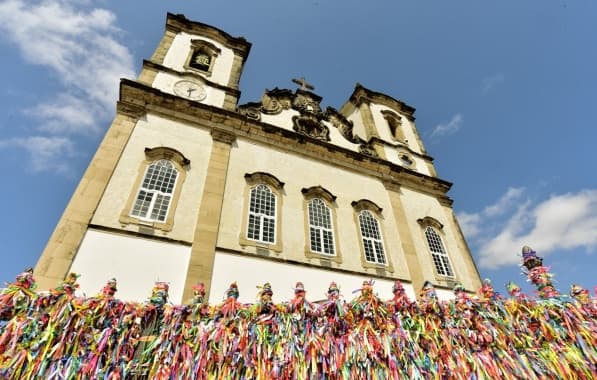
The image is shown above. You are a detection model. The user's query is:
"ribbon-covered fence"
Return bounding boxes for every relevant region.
[0,246,595,379]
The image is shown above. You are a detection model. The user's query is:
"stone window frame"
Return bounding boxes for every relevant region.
[119,147,190,232]
[381,110,406,143]
[417,216,456,280]
[184,39,221,77]
[301,186,342,263]
[351,199,395,273]
[239,172,284,253]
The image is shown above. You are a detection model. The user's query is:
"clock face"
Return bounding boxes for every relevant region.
[173,80,207,101]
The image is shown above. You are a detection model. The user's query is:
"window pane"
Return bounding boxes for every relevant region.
[131,190,153,218]
[247,184,276,243]
[247,214,261,240]
[425,227,454,277]
[322,230,334,255]
[310,227,321,252]
[360,211,386,264]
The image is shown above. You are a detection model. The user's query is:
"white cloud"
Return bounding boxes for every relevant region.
[430,113,462,138]
[0,0,135,172]
[482,73,505,93]
[483,187,525,217]
[0,136,75,174]
[462,189,597,269]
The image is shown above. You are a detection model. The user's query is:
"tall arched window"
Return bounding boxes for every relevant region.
[424,226,454,277]
[130,159,178,222]
[308,198,335,255]
[358,210,387,265]
[247,184,277,243]
[120,147,189,232]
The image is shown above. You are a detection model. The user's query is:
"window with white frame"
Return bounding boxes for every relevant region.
[308,198,335,255]
[358,210,387,264]
[130,159,178,222]
[247,184,276,243]
[425,226,454,277]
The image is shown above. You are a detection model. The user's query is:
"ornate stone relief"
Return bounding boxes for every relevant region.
[358,141,378,158]
[292,91,323,116]
[325,107,357,143]
[292,114,330,141]
[238,102,261,121]
[261,89,292,115]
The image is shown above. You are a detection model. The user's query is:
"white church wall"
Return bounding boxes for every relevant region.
[218,138,411,280]
[70,229,191,303]
[260,109,298,131]
[370,104,424,155]
[209,250,418,304]
[152,71,226,108]
[398,186,477,290]
[162,32,235,87]
[92,113,213,242]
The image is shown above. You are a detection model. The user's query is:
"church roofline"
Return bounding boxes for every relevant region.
[118,79,454,200]
[344,83,416,121]
[166,13,252,60]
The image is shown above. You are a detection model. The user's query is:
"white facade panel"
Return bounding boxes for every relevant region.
[209,250,418,304]
[70,229,191,303]
[163,32,235,86]
[153,71,226,108]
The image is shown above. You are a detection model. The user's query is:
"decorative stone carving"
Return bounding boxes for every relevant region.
[325,107,357,143]
[292,114,330,141]
[261,89,292,115]
[357,137,378,158]
[238,103,261,121]
[292,91,323,117]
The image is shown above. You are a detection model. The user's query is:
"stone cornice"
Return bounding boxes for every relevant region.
[166,13,251,60]
[143,60,241,97]
[118,79,453,200]
[345,83,416,122]
[369,136,434,162]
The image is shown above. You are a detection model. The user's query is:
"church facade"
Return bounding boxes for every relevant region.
[33,13,481,304]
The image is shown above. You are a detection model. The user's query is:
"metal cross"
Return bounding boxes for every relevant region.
[292,77,315,91]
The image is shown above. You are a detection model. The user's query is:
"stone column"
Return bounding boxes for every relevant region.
[382,180,425,294]
[182,129,236,302]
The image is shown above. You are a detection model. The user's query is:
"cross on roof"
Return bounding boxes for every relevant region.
[292,77,315,91]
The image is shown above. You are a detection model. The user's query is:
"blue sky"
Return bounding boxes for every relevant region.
[1,0,595,297]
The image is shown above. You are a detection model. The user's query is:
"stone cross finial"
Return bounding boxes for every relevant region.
[292,77,315,91]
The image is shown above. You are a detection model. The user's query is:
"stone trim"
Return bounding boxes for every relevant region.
[351,200,395,273]
[382,180,425,296]
[211,129,236,144]
[346,83,416,122]
[239,172,284,253]
[118,147,189,232]
[182,135,233,301]
[301,187,343,264]
[166,13,251,59]
[88,224,193,246]
[150,29,177,65]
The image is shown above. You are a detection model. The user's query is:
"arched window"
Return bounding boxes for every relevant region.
[358,210,386,264]
[308,198,335,255]
[247,184,277,243]
[185,39,221,76]
[120,147,189,232]
[424,226,454,277]
[130,159,178,222]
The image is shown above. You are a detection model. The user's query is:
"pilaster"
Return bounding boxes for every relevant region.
[182,129,236,301]
[382,180,425,294]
